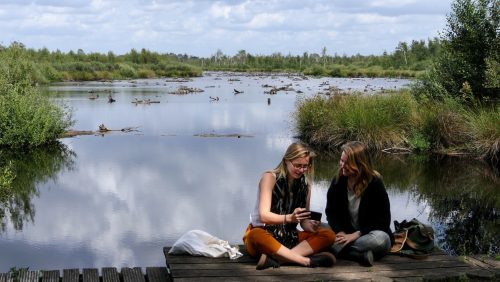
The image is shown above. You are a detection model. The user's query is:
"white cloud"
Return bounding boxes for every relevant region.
[0,0,453,56]
[371,0,417,8]
[247,13,285,29]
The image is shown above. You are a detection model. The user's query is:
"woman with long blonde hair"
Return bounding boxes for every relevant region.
[325,141,393,266]
[243,142,336,270]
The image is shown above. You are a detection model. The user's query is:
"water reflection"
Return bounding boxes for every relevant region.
[399,156,499,256]
[0,144,75,232]
[0,74,497,271]
[313,152,499,256]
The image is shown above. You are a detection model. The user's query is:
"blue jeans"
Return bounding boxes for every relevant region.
[332,230,391,257]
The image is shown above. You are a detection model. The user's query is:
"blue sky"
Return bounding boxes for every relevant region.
[0,0,453,57]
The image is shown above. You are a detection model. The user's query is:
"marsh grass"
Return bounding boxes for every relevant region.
[466,105,500,163]
[296,91,499,163]
[303,65,419,78]
[417,98,472,153]
[296,91,419,151]
[45,61,202,81]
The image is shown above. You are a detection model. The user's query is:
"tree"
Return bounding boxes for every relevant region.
[321,46,327,67]
[434,0,498,100]
[395,42,409,67]
[236,50,247,64]
[213,49,224,66]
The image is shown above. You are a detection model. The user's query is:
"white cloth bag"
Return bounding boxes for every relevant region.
[168,230,243,259]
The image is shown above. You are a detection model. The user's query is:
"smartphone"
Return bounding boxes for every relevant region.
[309,211,322,221]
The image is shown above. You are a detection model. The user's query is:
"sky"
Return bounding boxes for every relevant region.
[0,0,454,58]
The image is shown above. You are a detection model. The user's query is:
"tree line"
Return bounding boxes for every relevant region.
[0,37,444,83]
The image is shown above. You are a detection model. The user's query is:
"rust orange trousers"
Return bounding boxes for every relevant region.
[242,224,336,257]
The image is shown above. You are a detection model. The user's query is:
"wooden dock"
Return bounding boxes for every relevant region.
[0,267,170,282]
[0,249,496,282]
[163,247,499,281]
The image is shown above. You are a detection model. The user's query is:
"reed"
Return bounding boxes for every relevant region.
[417,98,472,153]
[466,105,500,163]
[296,90,499,164]
[295,91,419,151]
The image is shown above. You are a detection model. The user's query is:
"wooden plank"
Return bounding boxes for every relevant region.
[168,262,474,279]
[171,267,474,281]
[465,269,497,281]
[122,267,145,282]
[102,267,120,282]
[41,270,60,282]
[167,257,471,273]
[145,267,171,282]
[173,274,372,282]
[164,247,255,264]
[19,271,39,282]
[165,243,499,281]
[62,269,79,282]
[165,249,454,265]
[470,255,500,270]
[166,257,482,281]
[83,269,99,282]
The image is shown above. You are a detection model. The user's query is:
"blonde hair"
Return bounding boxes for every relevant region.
[337,141,380,198]
[272,142,315,180]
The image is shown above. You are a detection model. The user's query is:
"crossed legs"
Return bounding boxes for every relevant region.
[243,225,336,266]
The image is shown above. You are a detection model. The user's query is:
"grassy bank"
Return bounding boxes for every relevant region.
[295,90,500,164]
[52,61,203,81]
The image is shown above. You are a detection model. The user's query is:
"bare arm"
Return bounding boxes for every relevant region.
[258,172,309,225]
[258,172,285,225]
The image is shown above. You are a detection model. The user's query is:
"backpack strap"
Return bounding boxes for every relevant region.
[390,230,408,253]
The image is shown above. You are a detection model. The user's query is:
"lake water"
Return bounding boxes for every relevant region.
[0,72,497,271]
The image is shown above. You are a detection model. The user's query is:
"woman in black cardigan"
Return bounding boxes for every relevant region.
[325,141,393,266]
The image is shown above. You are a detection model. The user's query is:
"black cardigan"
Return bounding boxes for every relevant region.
[325,175,394,244]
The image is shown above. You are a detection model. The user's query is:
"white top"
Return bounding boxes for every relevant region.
[347,189,360,230]
[249,172,277,227]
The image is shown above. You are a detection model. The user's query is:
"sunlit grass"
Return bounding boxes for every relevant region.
[295,90,419,151]
[466,105,500,163]
[295,90,500,164]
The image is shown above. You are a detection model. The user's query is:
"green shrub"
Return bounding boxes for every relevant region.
[117,63,138,78]
[155,63,202,77]
[408,130,431,151]
[303,65,327,76]
[0,44,73,148]
[137,68,156,78]
[39,63,63,82]
[328,66,347,77]
[0,93,73,147]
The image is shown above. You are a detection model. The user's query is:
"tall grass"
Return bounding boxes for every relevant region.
[295,91,419,151]
[466,105,500,163]
[303,65,419,78]
[417,98,472,153]
[295,90,499,164]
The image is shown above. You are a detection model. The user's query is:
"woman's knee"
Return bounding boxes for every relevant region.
[370,230,391,250]
[305,227,336,252]
[353,230,391,253]
[245,228,281,255]
[318,227,336,244]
